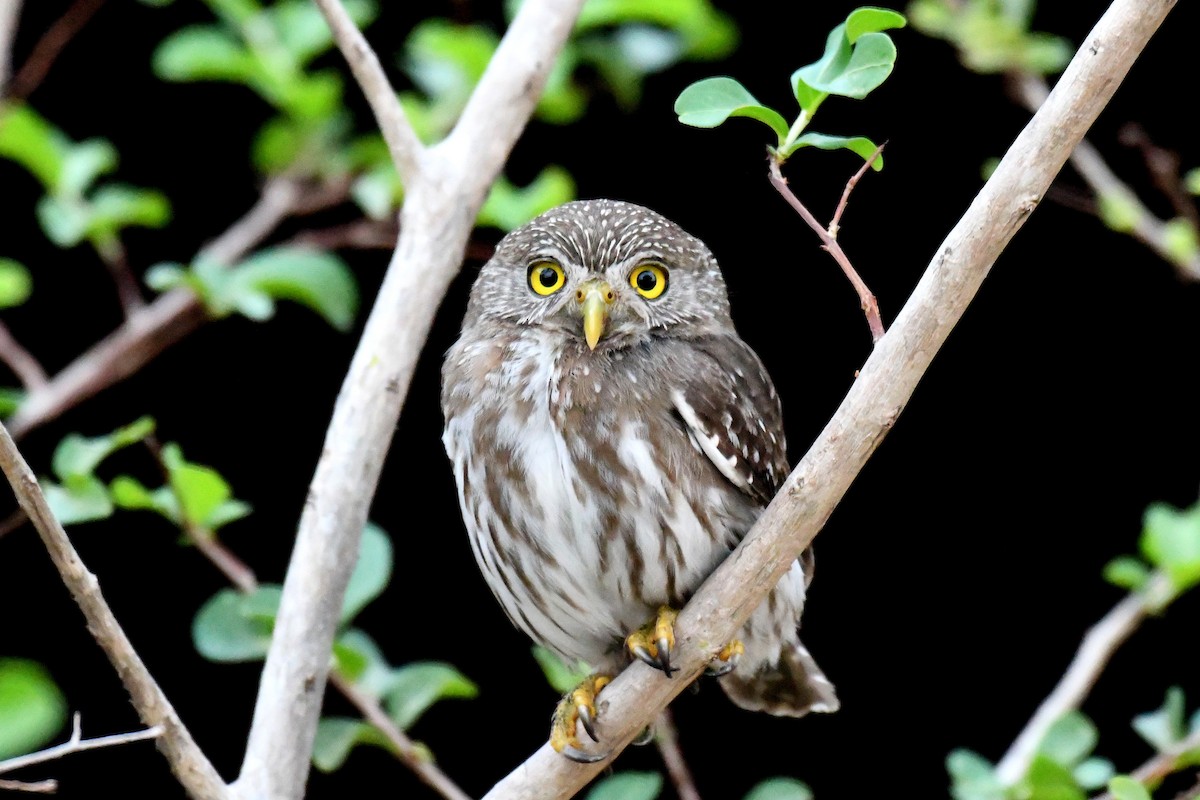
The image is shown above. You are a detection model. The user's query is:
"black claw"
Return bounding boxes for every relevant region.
[577,703,599,743]
[632,644,658,669]
[705,651,740,677]
[655,636,677,677]
[560,745,609,764]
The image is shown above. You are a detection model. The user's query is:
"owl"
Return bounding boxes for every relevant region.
[441,199,838,761]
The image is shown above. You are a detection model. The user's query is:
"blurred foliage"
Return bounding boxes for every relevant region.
[905,0,1070,74]
[0,659,67,761]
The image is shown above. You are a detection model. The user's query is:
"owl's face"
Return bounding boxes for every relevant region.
[464,199,733,351]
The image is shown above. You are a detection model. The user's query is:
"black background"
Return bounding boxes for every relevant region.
[3,1,1199,798]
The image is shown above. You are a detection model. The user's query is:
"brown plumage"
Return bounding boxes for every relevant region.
[441,199,837,726]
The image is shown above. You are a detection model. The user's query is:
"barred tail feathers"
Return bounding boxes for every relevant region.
[719,639,839,717]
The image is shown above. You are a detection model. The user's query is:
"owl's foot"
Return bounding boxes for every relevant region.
[626,605,679,677]
[705,639,745,677]
[550,674,612,763]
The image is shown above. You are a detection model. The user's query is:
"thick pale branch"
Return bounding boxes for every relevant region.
[0,0,21,93]
[0,424,228,799]
[7,178,303,440]
[312,0,422,184]
[1012,74,1200,281]
[994,574,1173,785]
[233,2,586,798]
[482,1,1176,797]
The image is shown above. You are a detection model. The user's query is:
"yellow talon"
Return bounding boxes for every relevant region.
[625,606,679,676]
[550,674,612,763]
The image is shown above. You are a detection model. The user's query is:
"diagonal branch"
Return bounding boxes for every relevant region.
[312,0,423,185]
[994,573,1174,785]
[0,0,21,94]
[0,319,47,389]
[480,1,1176,797]
[0,423,228,799]
[234,2,586,798]
[5,0,105,101]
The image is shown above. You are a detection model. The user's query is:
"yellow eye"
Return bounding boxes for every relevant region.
[529,261,565,296]
[630,264,668,299]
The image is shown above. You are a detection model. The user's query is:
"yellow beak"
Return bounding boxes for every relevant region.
[577,280,614,350]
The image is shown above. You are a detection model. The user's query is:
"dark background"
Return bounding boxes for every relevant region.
[3,1,1199,797]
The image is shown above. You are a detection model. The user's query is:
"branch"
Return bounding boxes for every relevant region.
[311,0,423,185]
[1011,73,1200,282]
[234,1,587,797]
[1090,727,1200,800]
[6,178,305,440]
[0,320,47,389]
[0,712,163,777]
[0,423,228,799]
[768,159,885,342]
[653,709,701,800]
[0,0,20,94]
[482,2,1176,797]
[0,777,57,793]
[994,573,1174,785]
[5,0,104,101]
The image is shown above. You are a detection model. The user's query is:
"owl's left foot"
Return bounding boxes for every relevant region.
[550,674,612,763]
[626,605,679,676]
[705,639,745,677]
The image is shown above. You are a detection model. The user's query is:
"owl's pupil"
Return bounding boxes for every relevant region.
[538,267,558,288]
[637,270,657,292]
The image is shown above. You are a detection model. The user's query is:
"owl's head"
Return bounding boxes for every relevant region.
[464,199,733,350]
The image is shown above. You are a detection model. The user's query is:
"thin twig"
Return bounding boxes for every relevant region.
[828,142,886,239]
[1118,122,1200,231]
[97,239,147,319]
[0,505,25,538]
[994,573,1174,785]
[653,709,701,800]
[328,672,474,800]
[1011,73,1200,282]
[0,777,57,793]
[311,0,423,184]
[0,320,47,389]
[234,2,588,797]
[8,177,312,440]
[5,0,105,101]
[0,0,22,95]
[1090,728,1200,800]
[768,158,885,342]
[0,423,228,799]
[286,219,399,251]
[482,2,1176,796]
[0,712,163,776]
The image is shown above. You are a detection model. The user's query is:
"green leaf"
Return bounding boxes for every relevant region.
[1073,758,1115,790]
[86,184,172,239]
[1132,687,1187,752]
[36,196,90,247]
[792,27,898,101]
[312,717,394,772]
[743,777,813,800]
[404,20,498,104]
[162,443,239,528]
[0,388,24,417]
[205,500,252,531]
[340,522,393,624]
[383,662,478,731]
[531,645,591,694]
[192,586,282,662]
[52,417,156,482]
[154,25,257,84]
[1096,191,1140,233]
[0,659,68,760]
[946,749,1004,800]
[1162,218,1200,267]
[478,166,577,232]
[110,475,178,521]
[846,7,907,42]
[1022,754,1085,800]
[536,50,588,124]
[0,258,33,308]
[333,629,394,697]
[1103,556,1151,591]
[42,475,114,525]
[59,139,118,197]
[781,132,883,169]
[271,0,378,66]
[674,77,789,142]
[350,165,401,220]
[0,104,66,192]
[585,772,663,800]
[1038,711,1098,767]
[1107,776,1151,800]
[1184,168,1200,196]
[228,247,359,331]
[1140,502,1200,591]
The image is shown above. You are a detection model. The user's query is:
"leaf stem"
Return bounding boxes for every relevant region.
[781,109,810,152]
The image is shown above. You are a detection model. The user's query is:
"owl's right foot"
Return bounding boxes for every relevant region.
[550,674,612,763]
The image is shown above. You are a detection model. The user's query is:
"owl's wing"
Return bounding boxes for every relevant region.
[669,334,791,508]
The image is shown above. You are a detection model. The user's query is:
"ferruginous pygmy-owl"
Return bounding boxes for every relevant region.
[441,199,837,761]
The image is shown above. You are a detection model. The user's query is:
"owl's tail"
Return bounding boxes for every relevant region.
[718,639,840,717]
